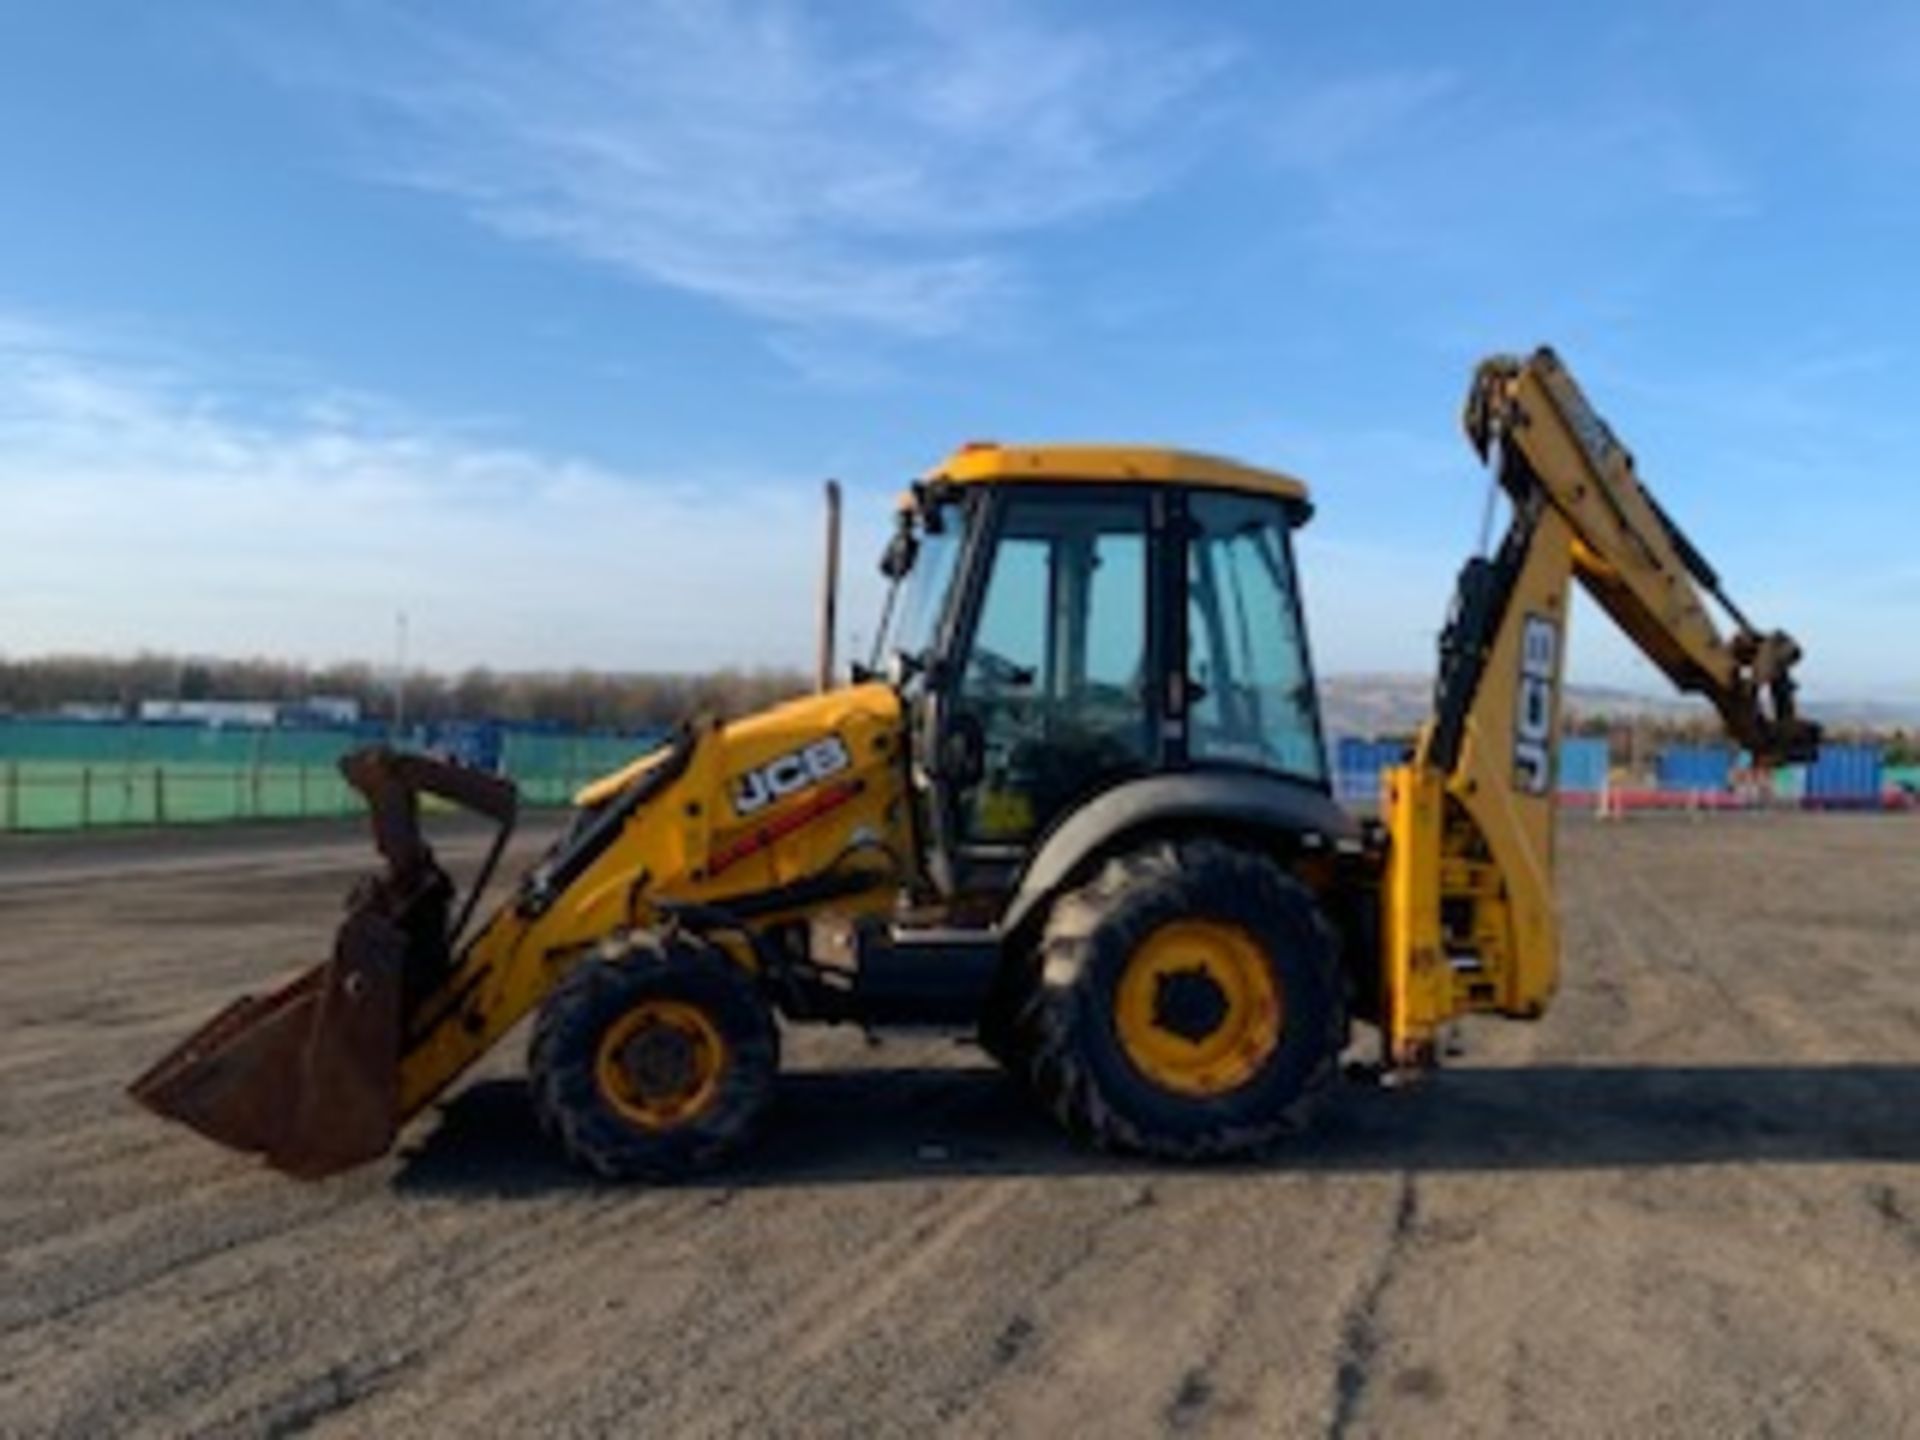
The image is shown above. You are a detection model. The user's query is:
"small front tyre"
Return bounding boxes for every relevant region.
[529,933,778,1181]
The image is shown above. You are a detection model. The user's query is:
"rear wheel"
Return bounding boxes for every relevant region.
[529,933,778,1180]
[1019,839,1344,1159]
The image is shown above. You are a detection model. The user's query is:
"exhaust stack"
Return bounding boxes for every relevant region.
[816,478,842,692]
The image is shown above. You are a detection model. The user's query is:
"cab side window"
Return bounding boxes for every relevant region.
[1186,492,1324,780]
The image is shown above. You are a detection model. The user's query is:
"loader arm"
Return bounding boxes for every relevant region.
[1381,347,1818,1067]
[133,685,912,1178]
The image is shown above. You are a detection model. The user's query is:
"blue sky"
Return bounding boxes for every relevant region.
[2,2,1916,698]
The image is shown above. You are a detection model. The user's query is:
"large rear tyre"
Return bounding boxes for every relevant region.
[1019,840,1344,1159]
[529,933,778,1181]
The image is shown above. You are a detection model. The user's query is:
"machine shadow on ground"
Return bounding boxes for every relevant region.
[393,1061,1920,1197]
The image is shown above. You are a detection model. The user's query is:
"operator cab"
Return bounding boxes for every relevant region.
[873,443,1328,894]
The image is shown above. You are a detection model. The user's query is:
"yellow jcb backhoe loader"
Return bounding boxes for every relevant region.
[133,348,1817,1180]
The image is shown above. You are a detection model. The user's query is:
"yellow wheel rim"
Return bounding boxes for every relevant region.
[1113,919,1282,1097]
[594,999,729,1130]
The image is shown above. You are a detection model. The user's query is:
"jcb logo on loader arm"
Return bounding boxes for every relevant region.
[732,736,852,817]
[1514,614,1559,795]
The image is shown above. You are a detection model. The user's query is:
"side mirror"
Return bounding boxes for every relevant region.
[880,525,918,580]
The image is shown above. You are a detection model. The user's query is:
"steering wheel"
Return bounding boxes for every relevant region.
[970,646,1036,691]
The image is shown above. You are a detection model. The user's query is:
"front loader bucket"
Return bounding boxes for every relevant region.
[129,903,407,1178]
[129,746,518,1179]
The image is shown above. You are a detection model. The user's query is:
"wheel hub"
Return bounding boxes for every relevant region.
[1152,966,1230,1043]
[618,1024,700,1102]
[1113,919,1284,1097]
[594,999,727,1130]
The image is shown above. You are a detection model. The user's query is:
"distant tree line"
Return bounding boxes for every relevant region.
[0,653,811,732]
[1562,707,1915,766]
[5,654,1913,763]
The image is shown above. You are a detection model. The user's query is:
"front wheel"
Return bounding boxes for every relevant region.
[529,933,778,1180]
[1019,839,1345,1159]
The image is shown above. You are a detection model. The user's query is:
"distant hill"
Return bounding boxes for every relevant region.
[1320,673,1920,738]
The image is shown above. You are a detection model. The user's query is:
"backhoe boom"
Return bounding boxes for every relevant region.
[1382,347,1817,1067]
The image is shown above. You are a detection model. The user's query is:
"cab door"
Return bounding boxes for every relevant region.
[934,487,1165,876]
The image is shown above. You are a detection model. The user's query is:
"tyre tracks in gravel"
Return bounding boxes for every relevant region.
[5,816,1920,1437]
[1322,1172,1420,1440]
[1322,819,1920,1439]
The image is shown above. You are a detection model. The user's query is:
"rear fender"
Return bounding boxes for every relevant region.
[1000,772,1359,941]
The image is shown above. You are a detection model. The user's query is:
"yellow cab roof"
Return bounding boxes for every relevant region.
[925,442,1310,505]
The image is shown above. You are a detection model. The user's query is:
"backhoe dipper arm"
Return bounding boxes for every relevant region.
[1460,349,1815,766]
[1380,347,1817,1070]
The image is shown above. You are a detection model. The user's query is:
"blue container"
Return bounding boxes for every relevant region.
[1333,737,1407,806]
[1656,744,1732,793]
[1806,743,1883,805]
[428,720,505,772]
[1557,737,1610,794]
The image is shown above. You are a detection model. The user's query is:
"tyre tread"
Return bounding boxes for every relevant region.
[1017,839,1344,1160]
[528,932,778,1181]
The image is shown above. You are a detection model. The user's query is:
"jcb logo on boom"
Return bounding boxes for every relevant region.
[1513,614,1560,796]
[732,736,852,817]
[1562,390,1620,474]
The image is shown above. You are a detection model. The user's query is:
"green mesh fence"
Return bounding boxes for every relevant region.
[498,731,653,807]
[0,722,659,832]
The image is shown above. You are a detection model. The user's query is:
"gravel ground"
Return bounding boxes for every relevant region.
[2,813,1918,1438]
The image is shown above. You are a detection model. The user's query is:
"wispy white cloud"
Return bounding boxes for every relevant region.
[761,331,905,392]
[0,319,884,670]
[1267,68,1459,173]
[2,313,1906,697]
[262,0,1234,340]
[1260,70,1752,263]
